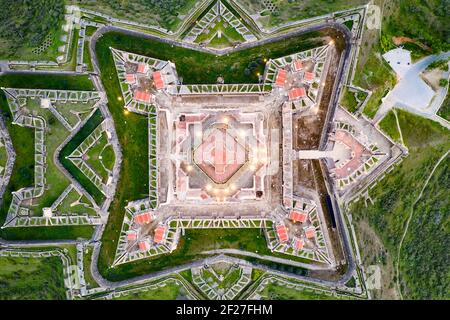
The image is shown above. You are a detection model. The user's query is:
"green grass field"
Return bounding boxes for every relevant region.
[0,74,95,91]
[85,132,111,183]
[437,92,450,122]
[340,87,359,113]
[0,255,66,299]
[259,282,340,300]
[72,0,197,32]
[237,0,367,29]
[378,110,401,142]
[82,246,99,289]
[350,110,450,299]
[352,50,396,119]
[112,281,187,300]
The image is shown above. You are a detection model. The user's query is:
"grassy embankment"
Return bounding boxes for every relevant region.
[351,110,450,299]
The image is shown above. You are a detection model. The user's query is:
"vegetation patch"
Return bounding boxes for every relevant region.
[350,110,450,299]
[0,255,66,299]
[0,0,65,60]
[437,92,450,121]
[259,282,339,300]
[72,0,198,31]
[378,110,401,142]
[381,0,450,55]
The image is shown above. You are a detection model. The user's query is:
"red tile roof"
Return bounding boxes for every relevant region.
[305,227,316,239]
[289,210,308,223]
[275,69,287,87]
[127,230,137,241]
[288,87,306,101]
[153,71,165,90]
[134,212,151,225]
[276,224,289,242]
[303,71,315,82]
[125,73,136,84]
[154,225,167,244]
[134,90,152,103]
[293,60,303,72]
[137,63,148,74]
[138,240,151,252]
[294,237,304,250]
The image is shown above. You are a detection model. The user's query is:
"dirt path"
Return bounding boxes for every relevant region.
[395,148,450,299]
[392,36,432,52]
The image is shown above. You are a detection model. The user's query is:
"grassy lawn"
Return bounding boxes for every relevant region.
[59,109,106,205]
[437,91,450,122]
[193,19,245,47]
[378,109,401,142]
[100,144,115,171]
[85,132,111,183]
[202,266,242,290]
[259,282,340,300]
[353,50,396,119]
[82,246,99,289]
[0,142,7,170]
[53,101,96,128]
[340,87,359,113]
[0,255,66,299]
[0,74,95,91]
[350,110,450,299]
[83,40,94,71]
[112,281,187,300]
[55,187,97,216]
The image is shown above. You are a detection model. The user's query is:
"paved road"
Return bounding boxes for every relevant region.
[374,51,450,126]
